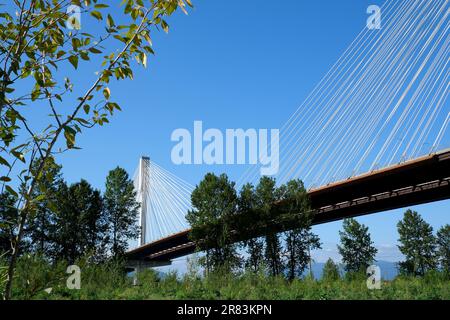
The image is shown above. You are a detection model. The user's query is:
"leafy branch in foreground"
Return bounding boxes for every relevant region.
[0,0,193,300]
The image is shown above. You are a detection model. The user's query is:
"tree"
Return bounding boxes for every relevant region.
[397,210,437,276]
[26,157,63,256]
[0,193,17,253]
[52,180,105,263]
[338,218,377,273]
[285,228,321,280]
[0,0,193,299]
[322,258,340,281]
[281,179,320,280]
[103,167,140,258]
[186,173,240,274]
[436,225,449,274]
[255,176,283,276]
[238,183,264,273]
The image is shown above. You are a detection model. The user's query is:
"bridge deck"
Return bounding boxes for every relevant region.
[126,149,450,262]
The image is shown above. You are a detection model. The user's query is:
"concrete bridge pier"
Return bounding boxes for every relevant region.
[126,260,172,285]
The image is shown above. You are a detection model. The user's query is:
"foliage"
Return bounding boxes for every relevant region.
[186,173,241,274]
[103,167,140,257]
[0,0,193,299]
[12,254,67,300]
[237,183,264,273]
[280,179,320,280]
[11,254,129,300]
[188,174,319,279]
[397,210,437,276]
[26,156,63,256]
[285,227,321,280]
[436,224,449,274]
[322,258,340,282]
[8,255,450,300]
[255,176,283,276]
[0,192,17,252]
[0,252,7,294]
[51,179,106,263]
[2,164,141,265]
[338,218,378,273]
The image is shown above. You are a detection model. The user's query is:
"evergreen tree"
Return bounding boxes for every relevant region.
[187,173,240,273]
[338,218,377,273]
[255,177,283,276]
[52,180,106,263]
[238,183,264,273]
[397,210,437,276]
[436,224,449,274]
[103,167,140,258]
[322,258,340,281]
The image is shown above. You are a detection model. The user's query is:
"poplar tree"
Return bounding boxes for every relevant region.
[397,210,437,276]
[187,173,240,274]
[338,218,377,273]
[255,177,283,276]
[436,224,449,274]
[238,183,264,273]
[281,179,320,280]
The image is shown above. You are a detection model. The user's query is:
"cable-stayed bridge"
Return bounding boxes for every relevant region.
[125,0,450,267]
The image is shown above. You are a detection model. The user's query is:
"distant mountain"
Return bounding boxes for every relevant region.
[154,260,401,281]
[305,261,399,280]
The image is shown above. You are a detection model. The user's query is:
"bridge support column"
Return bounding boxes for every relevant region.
[138,156,150,246]
[126,260,172,285]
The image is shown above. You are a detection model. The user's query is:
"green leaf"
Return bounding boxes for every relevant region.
[107,14,115,27]
[75,118,90,125]
[11,151,25,163]
[0,176,11,182]
[90,11,103,20]
[68,55,79,69]
[56,50,66,59]
[64,126,76,148]
[161,20,169,33]
[89,47,102,54]
[33,194,46,202]
[0,156,10,168]
[5,185,18,197]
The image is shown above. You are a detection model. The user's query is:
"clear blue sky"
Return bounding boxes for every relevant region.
[11,0,450,265]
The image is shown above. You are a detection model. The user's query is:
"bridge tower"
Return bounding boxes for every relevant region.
[127,156,171,276]
[138,156,150,246]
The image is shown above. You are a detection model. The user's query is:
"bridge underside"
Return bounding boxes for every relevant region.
[125,149,450,263]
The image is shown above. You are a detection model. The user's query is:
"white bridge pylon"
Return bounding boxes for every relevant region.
[133,157,193,247]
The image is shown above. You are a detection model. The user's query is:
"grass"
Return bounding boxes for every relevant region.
[5,255,449,300]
